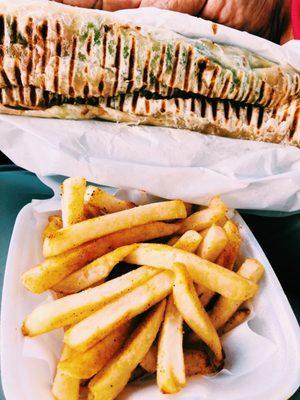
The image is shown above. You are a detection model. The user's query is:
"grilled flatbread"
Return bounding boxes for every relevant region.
[0,1,299,107]
[0,86,299,147]
[0,1,299,147]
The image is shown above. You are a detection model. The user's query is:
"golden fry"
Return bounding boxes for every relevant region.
[216,220,241,270]
[157,294,185,394]
[88,301,166,400]
[61,177,86,227]
[22,266,159,336]
[172,230,202,253]
[43,200,186,257]
[53,244,138,294]
[197,225,228,262]
[167,236,180,246]
[209,258,264,330]
[219,308,251,335]
[125,243,258,301]
[59,322,133,379]
[179,196,227,233]
[64,271,173,352]
[141,344,217,377]
[52,345,80,400]
[172,263,223,361]
[22,222,179,294]
[84,185,135,217]
[43,216,62,239]
[195,220,241,307]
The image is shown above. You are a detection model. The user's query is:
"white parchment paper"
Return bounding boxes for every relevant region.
[0,1,300,211]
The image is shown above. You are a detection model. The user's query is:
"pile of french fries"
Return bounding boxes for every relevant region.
[21,177,265,400]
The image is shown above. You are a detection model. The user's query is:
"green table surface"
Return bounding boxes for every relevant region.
[0,165,299,399]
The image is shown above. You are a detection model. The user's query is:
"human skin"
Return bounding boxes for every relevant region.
[52,0,292,43]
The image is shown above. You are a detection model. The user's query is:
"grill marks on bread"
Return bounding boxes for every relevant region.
[0,8,299,107]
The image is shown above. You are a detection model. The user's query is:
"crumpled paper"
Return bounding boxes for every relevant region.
[0,1,300,211]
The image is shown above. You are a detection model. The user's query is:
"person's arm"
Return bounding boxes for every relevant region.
[51,0,293,43]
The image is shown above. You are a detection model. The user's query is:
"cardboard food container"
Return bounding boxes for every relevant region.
[1,182,299,400]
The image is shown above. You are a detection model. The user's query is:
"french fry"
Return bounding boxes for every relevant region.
[216,215,229,227]
[172,263,223,361]
[64,271,173,352]
[52,345,80,400]
[219,308,251,335]
[156,230,201,393]
[88,301,166,400]
[184,349,219,376]
[22,222,179,294]
[172,230,202,253]
[167,236,180,246]
[215,220,241,270]
[84,185,135,217]
[209,259,264,330]
[22,266,159,336]
[187,259,264,345]
[61,177,86,227]
[59,322,133,379]
[197,225,228,262]
[179,196,227,233]
[43,200,186,257]
[140,343,158,374]
[195,285,215,307]
[184,202,193,216]
[43,216,63,239]
[195,220,241,307]
[53,244,138,294]
[125,243,258,301]
[157,294,185,394]
[141,344,218,377]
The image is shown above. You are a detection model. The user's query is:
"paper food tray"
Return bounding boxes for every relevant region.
[1,187,299,400]
[0,1,300,212]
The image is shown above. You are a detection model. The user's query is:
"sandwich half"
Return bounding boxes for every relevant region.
[0,1,299,147]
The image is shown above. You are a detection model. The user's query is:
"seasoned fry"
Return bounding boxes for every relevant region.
[184,203,193,216]
[22,266,159,336]
[43,215,63,239]
[88,301,166,400]
[179,197,227,233]
[195,220,241,306]
[84,186,135,217]
[43,200,186,257]
[141,344,218,377]
[140,344,158,374]
[188,259,264,345]
[167,236,180,246]
[53,244,138,294]
[64,271,173,352]
[216,220,241,270]
[61,177,86,227]
[197,225,228,262]
[22,222,179,294]
[125,243,258,301]
[59,322,133,379]
[216,215,229,227]
[195,285,215,307]
[52,345,80,400]
[209,259,264,330]
[219,308,251,335]
[172,230,202,253]
[172,263,223,361]
[157,294,185,394]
